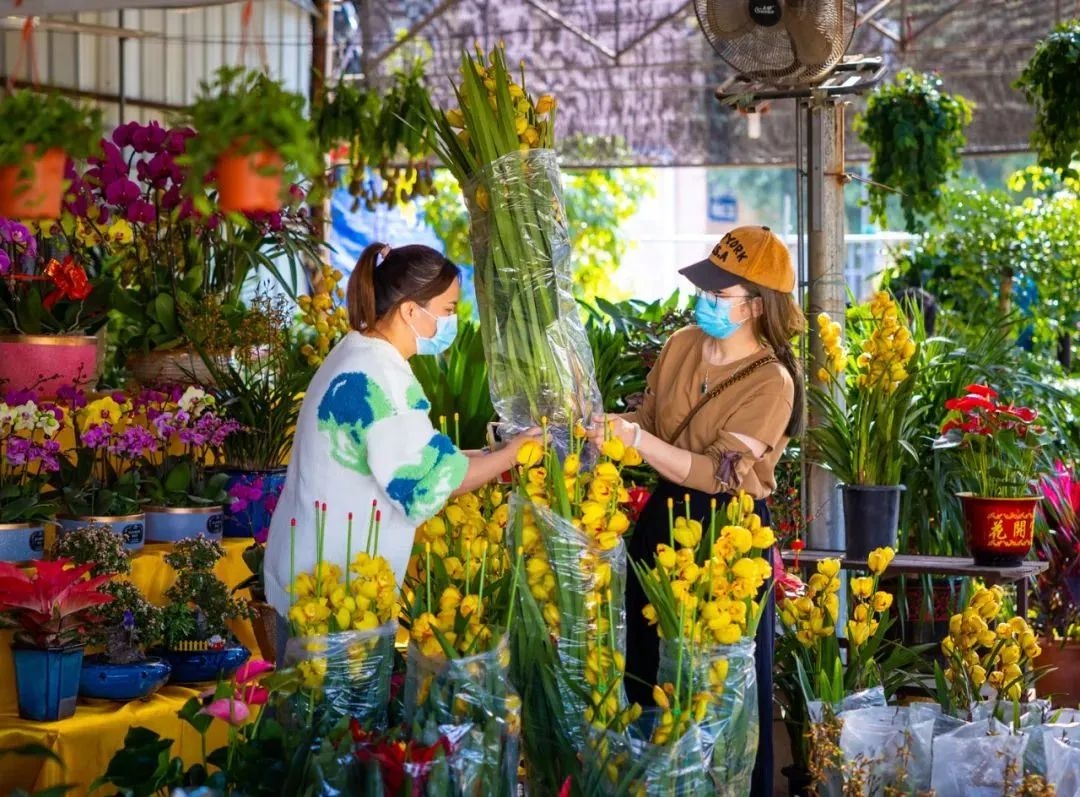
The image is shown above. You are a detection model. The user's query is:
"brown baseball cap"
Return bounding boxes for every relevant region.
[679,226,796,294]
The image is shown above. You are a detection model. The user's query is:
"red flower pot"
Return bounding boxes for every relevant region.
[957,493,1040,567]
[0,333,102,398]
[0,148,67,219]
[215,146,284,214]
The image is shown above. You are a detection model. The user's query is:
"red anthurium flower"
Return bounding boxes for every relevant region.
[1001,405,1038,423]
[200,697,251,726]
[234,659,274,683]
[626,487,651,523]
[238,683,270,705]
[559,777,573,797]
[944,394,995,414]
[962,383,999,399]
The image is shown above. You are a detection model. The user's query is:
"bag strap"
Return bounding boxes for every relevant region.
[667,354,777,444]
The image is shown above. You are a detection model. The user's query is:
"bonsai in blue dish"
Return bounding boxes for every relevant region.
[80,655,171,701]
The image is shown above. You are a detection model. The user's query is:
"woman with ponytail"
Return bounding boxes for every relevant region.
[264,242,537,628]
[588,226,806,797]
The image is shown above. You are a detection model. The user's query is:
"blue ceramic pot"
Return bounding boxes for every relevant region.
[144,505,224,543]
[57,514,145,552]
[79,656,172,701]
[219,468,286,538]
[155,644,250,684]
[13,645,84,722]
[0,521,47,562]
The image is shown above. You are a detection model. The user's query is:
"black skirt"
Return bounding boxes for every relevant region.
[625,478,775,797]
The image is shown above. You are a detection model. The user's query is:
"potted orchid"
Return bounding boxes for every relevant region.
[51,523,171,701]
[0,558,113,721]
[933,383,1048,566]
[51,385,148,551]
[131,384,242,543]
[0,217,112,397]
[0,390,64,562]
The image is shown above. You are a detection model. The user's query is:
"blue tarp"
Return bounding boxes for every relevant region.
[327,187,477,317]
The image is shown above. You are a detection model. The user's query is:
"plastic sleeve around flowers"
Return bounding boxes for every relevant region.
[835,707,936,794]
[657,638,758,797]
[1023,709,1080,779]
[282,621,397,730]
[1046,735,1080,795]
[929,718,1028,797]
[400,634,520,797]
[464,149,601,435]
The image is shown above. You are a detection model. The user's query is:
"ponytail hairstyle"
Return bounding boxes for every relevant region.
[347,242,459,332]
[750,286,807,437]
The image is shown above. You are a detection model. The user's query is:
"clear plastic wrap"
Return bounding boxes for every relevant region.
[971,698,1051,728]
[1047,735,1080,797]
[464,149,601,435]
[401,635,520,797]
[583,709,721,797]
[657,638,758,797]
[835,706,935,795]
[807,685,887,724]
[1024,712,1080,776]
[806,687,888,797]
[929,718,1028,797]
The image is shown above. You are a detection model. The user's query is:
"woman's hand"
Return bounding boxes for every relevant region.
[501,427,543,464]
[587,414,638,450]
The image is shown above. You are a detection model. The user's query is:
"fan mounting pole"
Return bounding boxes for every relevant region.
[716,56,886,554]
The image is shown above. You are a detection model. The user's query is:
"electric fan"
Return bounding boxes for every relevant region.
[696,0,857,87]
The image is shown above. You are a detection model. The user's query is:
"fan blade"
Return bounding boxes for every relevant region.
[782,0,837,66]
[700,0,754,39]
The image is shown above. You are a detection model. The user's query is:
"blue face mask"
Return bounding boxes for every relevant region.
[695,293,746,340]
[412,306,459,356]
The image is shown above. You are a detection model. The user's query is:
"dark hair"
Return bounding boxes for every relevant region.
[748,285,807,437]
[347,242,459,331]
[892,286,937,337]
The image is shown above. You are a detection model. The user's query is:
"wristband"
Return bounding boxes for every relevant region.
[631,422,643,450]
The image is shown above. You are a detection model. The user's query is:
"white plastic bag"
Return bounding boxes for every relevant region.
[930,718,1027,797]
[837,706,935,795]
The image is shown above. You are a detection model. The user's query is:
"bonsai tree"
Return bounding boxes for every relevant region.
[179,66,322,214]
[161,536,251,650]
[0,89,102,218]
[52,523,164,664]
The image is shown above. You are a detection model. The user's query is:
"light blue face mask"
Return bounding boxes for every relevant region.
[412,306,459,355]
[694,292,747,340]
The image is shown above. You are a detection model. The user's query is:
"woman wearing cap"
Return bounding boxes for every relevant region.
[589,225,806,797]
[264,242,537,636]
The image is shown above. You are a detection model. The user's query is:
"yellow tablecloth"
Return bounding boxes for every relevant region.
[0,538,262,795]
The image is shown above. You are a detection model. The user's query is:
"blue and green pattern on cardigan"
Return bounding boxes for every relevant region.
[387,433,467,522]
[316,371,395,475]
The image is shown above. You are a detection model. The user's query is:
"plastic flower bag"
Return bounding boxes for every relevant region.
[1025,710,1080,776]
[929,718,1028,797]
[403,634,520,797]
[658,638,758,797]
[835,706,935,795]
[1047,735,1080,797]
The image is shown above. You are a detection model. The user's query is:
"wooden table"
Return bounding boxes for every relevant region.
[780,550,1049,618]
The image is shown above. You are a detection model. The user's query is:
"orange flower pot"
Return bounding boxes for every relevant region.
[215,146,284,214]
[1035,639,1080,708]
[0,148,66,219]
[957,493,1040,567]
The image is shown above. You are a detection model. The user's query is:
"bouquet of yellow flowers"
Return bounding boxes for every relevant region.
[809,291,923,487]
[281,503,398,738]
[509,424,640,794]
[401,484,522,796]
[582,493,773,797]
[422,44,600,432]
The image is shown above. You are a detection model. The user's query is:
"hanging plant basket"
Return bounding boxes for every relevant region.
[1016,20,1080,174]
[0,147,66,219]
[215,145,285,213]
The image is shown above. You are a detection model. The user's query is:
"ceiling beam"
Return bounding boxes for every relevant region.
[522,0,617,60]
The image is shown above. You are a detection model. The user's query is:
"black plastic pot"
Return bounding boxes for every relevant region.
[840,484,906,561]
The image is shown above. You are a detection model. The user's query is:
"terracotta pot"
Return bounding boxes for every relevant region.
[126,345,216,387]
[215,146,284,214]
[957,493,1040,567]
[249,600,280,665]
[1036,639,1080,708]
[0,147,66,219]
[0,332,103,398]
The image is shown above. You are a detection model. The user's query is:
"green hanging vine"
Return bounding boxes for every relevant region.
[855,70,973,232]
[1016,19,1080,176]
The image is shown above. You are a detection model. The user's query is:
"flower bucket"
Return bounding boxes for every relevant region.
[126,345,216,388]
[840,484,905,560]
[155,643,250,685]
[0,521,48,563]
[0,333,102,398]
[220,468,286,538]
[0,147,66,219]
[13,644,84,721]
[144,505,224,544]
[215,146,284,214]
[957,493,1039,567]
[57,513,145,552]
[79,655,171,701]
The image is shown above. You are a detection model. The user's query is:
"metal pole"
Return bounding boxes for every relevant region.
[805,95,847,553]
